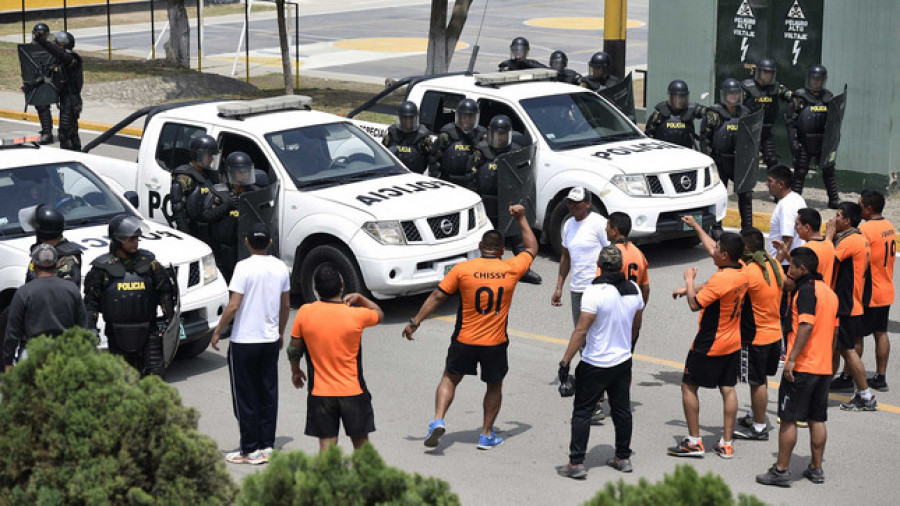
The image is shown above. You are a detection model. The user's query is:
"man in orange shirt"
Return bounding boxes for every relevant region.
[756,248,838,487]
[825,202,877,411]
[403,204,537,450]
[858,190,895,391]
[604,212,650,350]
[669,232,748,459]
[288,266,384,453]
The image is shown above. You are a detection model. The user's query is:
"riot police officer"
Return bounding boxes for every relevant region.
[498,37,547,72]
[700,78,753,233]
[35,30,82,151]
[549,50,581,85]
[645,80,705,149]
[171,135,220,237]
[200,151,263,282]
[432,98,487,190]
[580,52,621,92]
[785,64,839,208]
[25,204,82,285]
[83,214,175,376]
[742,58,792,168]
[21,23,55,145]
[382,101,434,174]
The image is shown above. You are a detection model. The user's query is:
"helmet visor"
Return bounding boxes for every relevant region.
[755,67,775,85]
[398,115,417,133]
[668,93,689,110]
[806,75,826,92]
[489,130,511,149]
[229,165,256,186]
[721,89,742,107]
[510,45,527,60]
[456,111,479,133]
[113,216,151,241]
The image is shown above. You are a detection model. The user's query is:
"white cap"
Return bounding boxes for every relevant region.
[566,186,589,202]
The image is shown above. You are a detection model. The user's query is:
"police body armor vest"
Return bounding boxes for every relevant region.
[94,251,157,352]
[710,104,747,158]
[794,88,832,155]
[556,69,581,85]
[652,102,697,148]
[55,53,83,107]
[742,79,781,127]
[475,143,515,196]
[439,124,482,184]
[25,239,82,283]
[581,74,621,92]
[386,124,430,174]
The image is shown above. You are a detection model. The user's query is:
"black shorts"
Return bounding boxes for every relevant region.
[740,342,781,386]
[778,372,829,423]
[446,340,509,383]
[305,393,375,439]
[863,306,890,335]
[837,315,863,350]
[682,350,739,388]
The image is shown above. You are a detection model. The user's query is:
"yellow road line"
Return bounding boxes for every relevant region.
[0,108,143,137]
[433,315,900,414]
[524,17,645,30]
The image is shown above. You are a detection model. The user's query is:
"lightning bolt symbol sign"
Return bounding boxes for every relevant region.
[740,37,750,62]
[792,41,802,65]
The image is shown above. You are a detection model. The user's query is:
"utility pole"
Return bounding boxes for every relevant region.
[603,0,627,78]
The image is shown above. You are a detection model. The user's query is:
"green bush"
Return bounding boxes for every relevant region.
[236,443,459,506]
[585,464,767,506]
[0,328,238,504]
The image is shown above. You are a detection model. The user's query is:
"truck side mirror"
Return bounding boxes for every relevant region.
[124,190,139,208]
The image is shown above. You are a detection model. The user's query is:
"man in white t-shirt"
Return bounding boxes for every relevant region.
[556,246,644,480]
[552,186,609,325]
[766,164,806,349]
[211,223,291,466]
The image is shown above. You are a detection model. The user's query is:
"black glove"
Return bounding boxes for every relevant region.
[558,361,575,397]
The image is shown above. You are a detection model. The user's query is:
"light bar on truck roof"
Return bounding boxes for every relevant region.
[474,68,558,86]
[0,133,41,146]
[217,95,313,118]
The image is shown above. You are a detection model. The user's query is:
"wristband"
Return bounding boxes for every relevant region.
[286,343,305,362]
[408,317,420,328]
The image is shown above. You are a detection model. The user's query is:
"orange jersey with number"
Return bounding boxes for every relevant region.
[803,238,836,287]
[438,252,534,346]
[860,218,896,307]
[833,232,870,316]
[740,260,783,346]
[597,241,650,287]
[692,266,749,356]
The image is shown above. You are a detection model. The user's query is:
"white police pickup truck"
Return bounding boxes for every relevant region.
[0,137,229,359]
[85,96,488,301]
[349,69,729,254]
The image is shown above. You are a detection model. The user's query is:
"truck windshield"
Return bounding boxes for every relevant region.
[266,122,407,189]
[0,161,130,238]
[520,92,642,151]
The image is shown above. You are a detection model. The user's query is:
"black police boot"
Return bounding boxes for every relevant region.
[737,192,753,230]
[37,106,53,145]
[143,332,165,378]
[513,242,542,285]
[822,166,841,209]
[791,168,808,195]
[709,222,724,241]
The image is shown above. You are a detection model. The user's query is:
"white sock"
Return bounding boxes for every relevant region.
[859,389,873,400]
[687,436,702,445]
[719,437,732,446]
[753,423,767,432]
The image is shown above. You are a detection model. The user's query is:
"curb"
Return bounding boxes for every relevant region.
[723,208,773,233]
[0,108,143,138]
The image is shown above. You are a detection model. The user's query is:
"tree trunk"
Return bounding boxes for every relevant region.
[276,0,293,94]
[165,0,191,68]
[426,0,473,74]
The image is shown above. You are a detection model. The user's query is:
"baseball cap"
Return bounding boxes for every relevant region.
[566,186,589,202]
[597,245,623,271]
[246,223,271,249]
[31,243,58,268]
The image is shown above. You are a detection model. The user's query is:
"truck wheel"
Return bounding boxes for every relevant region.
[546,199,605,258]
[175,333,211,359]
[298,244,367,303]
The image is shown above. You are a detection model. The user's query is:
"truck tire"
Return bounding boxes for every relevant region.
[546,198,606,258]
[297,244,367,303]
[175,333,211,359]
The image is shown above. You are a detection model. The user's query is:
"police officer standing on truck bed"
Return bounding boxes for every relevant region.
[785,64,840,208]
[700,78,753,234]
[34,30,82,151]
[580,52,621,92]
[382,101,434,174]
[21,23,56,145]
[742,58,792,169]
[498,37,547,72]
[171,135,220,238]
[549,51,581,85]
[83,214,175,377]
[432,98,486,191]
[645,80,705,150]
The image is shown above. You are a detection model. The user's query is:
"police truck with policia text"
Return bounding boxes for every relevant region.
[83,96,489,302]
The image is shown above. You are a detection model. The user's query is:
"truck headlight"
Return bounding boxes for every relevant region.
[709,163,720,186]
[611,174,649,196]
[363,220,407,245]
[202,253,218,284]
[475,202,490,229]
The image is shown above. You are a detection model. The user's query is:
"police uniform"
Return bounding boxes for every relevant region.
[785,88,837,203]
[83,249,175,376]
[498,58,547,72]
[645,102,705,149]
[199,182,260,282]
[741,78,791,168]
[580,74,622,92]
[555,68,582,85]
[473,140,521,227]
[25,238,82,286]
[382,124,433,174]
[700,103,753,230]
[171,163,218,237]
[432,123,487,191]
[36,35,82,151]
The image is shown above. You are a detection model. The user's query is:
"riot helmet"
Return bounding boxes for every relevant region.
[549,50,568,72]
[488,115,512,150]
[667,80,690,111]
[720,78,742,107]
[806,64,827,92]
[108,214,150,250]
[33,204,65,241]
[63,31,75,50]
[588,52,613,79]
[754,58,776,86]
[54,31,71,50]
[455,98,479,134]
[189,135,220,170]
[225,151,256,186]
[32,23,50,41]
[509,37,530,60]
[397,101,418,133]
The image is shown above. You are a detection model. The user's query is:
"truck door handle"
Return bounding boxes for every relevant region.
[146,179,161,190]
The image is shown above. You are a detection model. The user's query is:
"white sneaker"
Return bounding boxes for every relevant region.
[225,450,266,465]
[259,447,274,460]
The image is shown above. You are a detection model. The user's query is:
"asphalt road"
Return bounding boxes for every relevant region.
[3,120,900,505]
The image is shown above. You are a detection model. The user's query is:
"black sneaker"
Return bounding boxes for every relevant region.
[520,269,542,285]
[734,425,769,441]
[738,413,754,428]
[840,393,878,411]
[590,408,606,425]
[803,466,825,484]
[868,376,889,392]
[829,374,854,392]
[556,462,587,480]
[607,457,633,473]
[756,465,792,487]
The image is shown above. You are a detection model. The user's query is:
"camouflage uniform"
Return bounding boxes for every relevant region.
[25,237,82,286]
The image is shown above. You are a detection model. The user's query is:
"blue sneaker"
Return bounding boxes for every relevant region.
[476,431,503,450]
[424,419,445,447]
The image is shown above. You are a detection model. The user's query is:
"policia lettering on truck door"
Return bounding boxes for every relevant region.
[83,215,176,377]
[382,101,434,174]
[645,80,705,149]
[432,98,486,190]
[741,58,792,169]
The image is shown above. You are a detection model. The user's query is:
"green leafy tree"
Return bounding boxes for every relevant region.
[585,464,767,506]
[237,443,459,506]
[0,328,237,504]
